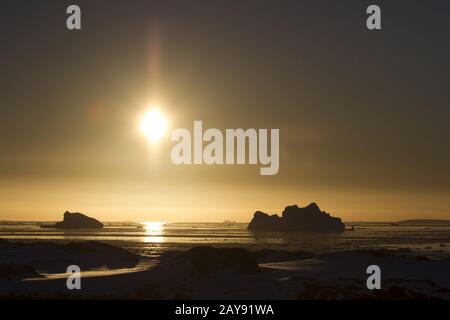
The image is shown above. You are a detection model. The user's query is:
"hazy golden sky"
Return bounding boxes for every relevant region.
[1,1,449,222]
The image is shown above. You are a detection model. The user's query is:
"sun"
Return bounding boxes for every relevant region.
[140,109,168,142]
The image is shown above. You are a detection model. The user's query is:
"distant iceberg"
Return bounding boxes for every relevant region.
[248,203,345,233]
[41,211,103,229]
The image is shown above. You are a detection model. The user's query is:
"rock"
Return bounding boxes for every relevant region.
[62,241,139,268]
[135,283,164,299]
[0,240,139,273]
[247,203,345,232]
[0,264,41,280]
[42,211,103,229]
[159,246,259,275]
[0,238,10,247]
[256,249,315,263]
[296,279,447,300]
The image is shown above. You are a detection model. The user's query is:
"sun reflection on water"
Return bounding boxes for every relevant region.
[143,221,165,243]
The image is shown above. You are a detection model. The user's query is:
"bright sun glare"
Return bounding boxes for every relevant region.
[140,109,168,142]
[143,221,165,243]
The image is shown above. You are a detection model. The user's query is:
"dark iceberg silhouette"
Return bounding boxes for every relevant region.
[41,211,104,229]
[248,203,345,232]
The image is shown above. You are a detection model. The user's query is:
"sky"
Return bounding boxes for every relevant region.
[1,0,449,222]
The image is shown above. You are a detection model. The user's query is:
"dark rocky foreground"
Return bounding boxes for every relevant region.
[41,211,104,229]
[1,241,449,300]
[0,239,138,277]
[248,203,345,232]
[159,246,259,275]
